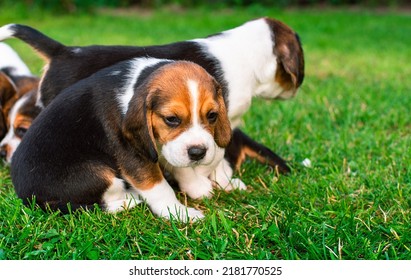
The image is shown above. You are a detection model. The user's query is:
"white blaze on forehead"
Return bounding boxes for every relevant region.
[187,79,200,125]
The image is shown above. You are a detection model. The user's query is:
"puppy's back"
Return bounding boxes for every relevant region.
[10,78,114,212]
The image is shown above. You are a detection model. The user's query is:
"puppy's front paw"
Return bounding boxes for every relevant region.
[140,179,205,222]
[181,176,213,200]
[211,159,247,192]
[217,178,247,192]
[225,178,247,191]
[185,207,205,221]
[167,205,205,222]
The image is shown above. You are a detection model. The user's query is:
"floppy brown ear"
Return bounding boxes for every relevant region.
[121,84,158,162]
[214,81,232,148]
[275,42,304,90]
[0,72,18,137]
[266,18,305,90]
[0,71,18,109]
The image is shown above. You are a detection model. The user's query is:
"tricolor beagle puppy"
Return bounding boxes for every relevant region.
[11,58,236,221]
[0,85,40,163]
[0,43,40,160]
[0,42,33,139]
[0,71,17,139]
[0,17,304,175]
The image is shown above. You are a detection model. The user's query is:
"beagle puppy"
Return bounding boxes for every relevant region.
[11,59,237,221]
[0,86,40,163]
[0,17,304,175]
[0,43,40,154]
[0,42,35,140]
[0,71,16,139]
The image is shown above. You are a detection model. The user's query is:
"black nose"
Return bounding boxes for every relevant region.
[188,146,207,161]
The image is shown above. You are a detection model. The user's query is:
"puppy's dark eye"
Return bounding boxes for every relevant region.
[164,116,181,128]
[15,127,28,138]
[207,111,218,124]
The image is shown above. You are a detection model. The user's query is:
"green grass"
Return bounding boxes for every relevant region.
[1,5,410,260]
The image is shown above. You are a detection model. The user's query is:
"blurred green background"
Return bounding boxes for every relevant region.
[0,0,408,13]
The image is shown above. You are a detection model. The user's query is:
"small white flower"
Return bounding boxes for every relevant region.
[302,158,312,168]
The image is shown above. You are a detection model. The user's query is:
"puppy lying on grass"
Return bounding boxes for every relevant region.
[11,59,243,221]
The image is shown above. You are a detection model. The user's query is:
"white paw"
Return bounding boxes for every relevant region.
[181,176,213,200]
[102,178,142,212]
[218,178,247,192]
[105,197,142,213]
[165,205,205,222]
[138,178,205,222]
[211,158,234,187]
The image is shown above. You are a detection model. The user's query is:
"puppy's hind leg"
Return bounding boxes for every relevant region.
[225,128,291,174]
[102,177,142,212]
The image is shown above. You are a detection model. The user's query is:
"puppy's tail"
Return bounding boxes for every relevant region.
[0,23,65,60]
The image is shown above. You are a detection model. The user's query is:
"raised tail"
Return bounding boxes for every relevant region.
[0,23,66,60]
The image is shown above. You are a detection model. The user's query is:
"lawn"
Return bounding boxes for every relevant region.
[0,5,410,260]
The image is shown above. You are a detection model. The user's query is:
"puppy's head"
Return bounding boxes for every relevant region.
[0,71,18,139]
[0,89,41,163]
[123,61,231,168]
[260,18,305,100]
[0,69,40,140]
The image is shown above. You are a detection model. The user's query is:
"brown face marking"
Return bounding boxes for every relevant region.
[13,114,32,138]
[150,90,192,145]
[146,61,231,147]
[265,18,305,92]
[0,72,39,138]
[9,89,41,133]
[0,72,18,126]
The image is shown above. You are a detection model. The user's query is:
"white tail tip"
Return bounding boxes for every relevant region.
[0,24,16,41]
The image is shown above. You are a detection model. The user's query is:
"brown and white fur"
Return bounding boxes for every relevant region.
[0,88,40,163]
[0,42,32,139]
[0,43,40,161]
[11,59,239,221]
[0,17,304,176]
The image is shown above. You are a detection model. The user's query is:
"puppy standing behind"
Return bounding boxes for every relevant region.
[0,17,304,176]
[11,59,238,221]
